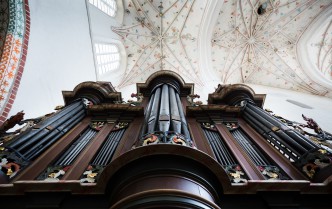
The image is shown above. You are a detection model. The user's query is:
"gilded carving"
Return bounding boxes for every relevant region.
[80,165,104,183]
[40,166,71,182]
[224,165,247,183]
[143,134,159,146]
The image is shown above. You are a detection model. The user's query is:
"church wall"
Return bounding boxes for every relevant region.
[8,0,96,122]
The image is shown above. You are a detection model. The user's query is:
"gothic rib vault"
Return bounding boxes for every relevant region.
[111,0,332,98]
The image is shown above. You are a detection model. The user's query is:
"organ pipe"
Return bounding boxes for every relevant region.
[159,84,171,132]
[147,88,161,133]
[169,87,181,133]
[176,93,191,140]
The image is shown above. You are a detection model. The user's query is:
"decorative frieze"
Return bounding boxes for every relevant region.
[141,131,194,147]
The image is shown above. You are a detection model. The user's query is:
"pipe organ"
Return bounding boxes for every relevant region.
[0,73,331,209]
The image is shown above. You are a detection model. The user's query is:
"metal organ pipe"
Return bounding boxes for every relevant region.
[140,93,155,137]
[246,103,289,130]
[176,93,191,140]
[158,84,171,132]
[93,132,116,165]
[147,88,161,133]
[232,129,268,166]
[169,87,181,133]
[8,101,83,149]
[23,111,86,160]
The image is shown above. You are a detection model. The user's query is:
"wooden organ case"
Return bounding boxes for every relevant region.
[0,72,331,208]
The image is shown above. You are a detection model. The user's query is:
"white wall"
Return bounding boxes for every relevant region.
[87,0,127,87]
[9,0,96,119]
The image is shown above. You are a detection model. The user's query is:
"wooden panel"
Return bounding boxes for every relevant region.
[112,116,144,159]
[15,117,91,180]
[215,123,264,180]
[180,97,188,115]
[63,123,114,180]
[113,175,216,204]
[187,117,215,158]
[238,118,307,180]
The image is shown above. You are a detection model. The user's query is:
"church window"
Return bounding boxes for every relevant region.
[94,43,120,75]
[88,0,117,17]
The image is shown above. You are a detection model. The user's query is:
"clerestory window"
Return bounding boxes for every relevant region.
[94,43,120,75]
[88,0,117,17]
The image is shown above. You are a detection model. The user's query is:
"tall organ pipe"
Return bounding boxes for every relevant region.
[140,93,155,137]
[159,84,171,132]
[54,128,97,166]
[240,100,322,167]
[169,87,181,133]
[147,88,161,133]
[176,93,191,140]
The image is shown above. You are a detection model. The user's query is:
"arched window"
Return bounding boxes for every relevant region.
[88,0,117,17]
[94,43,120,75]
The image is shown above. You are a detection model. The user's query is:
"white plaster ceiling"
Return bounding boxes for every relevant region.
[113,0,206,88]
[310,16,332,80]
[114,0,332,98]
[211,0,332,97]
[297,6,332,90]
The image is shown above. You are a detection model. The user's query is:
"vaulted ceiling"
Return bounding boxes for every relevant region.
[113,0,206,88]
[112,0,332,97]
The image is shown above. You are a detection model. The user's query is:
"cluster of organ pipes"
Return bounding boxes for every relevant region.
[202,127,237,166]
[54,128,97,167]
[37,127,99,181]
[229,127,288,180]
[141,84,191,145]
[241,101,320,162]
[6,100,86,161]
[231,128,270,166]
[91,127,126,166]
[201,126,248,183]
[240,101,332,179]
[79,127,127,183]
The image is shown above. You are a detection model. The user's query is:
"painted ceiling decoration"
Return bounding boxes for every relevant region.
[0,0,30,123]
[309,16,332,80]
[112,0,206,88]
[112,0,332,98]
[211,0,332,97]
